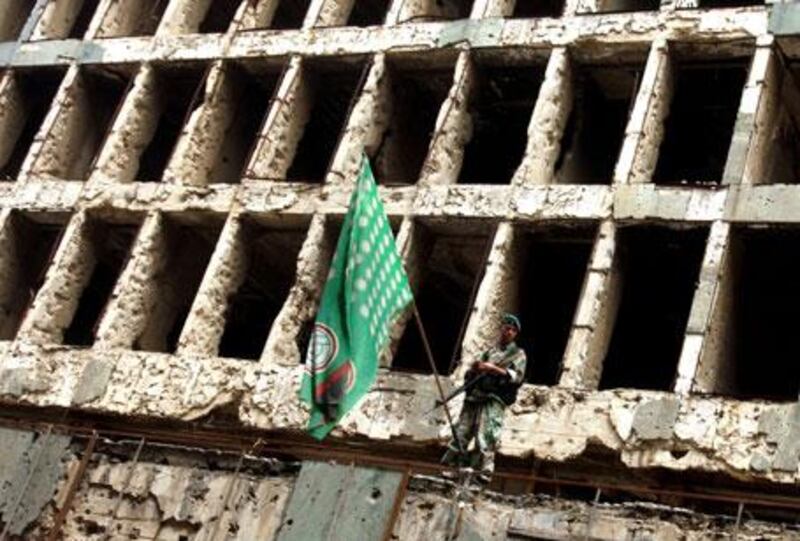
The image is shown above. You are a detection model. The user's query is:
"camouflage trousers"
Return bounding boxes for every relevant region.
[442,398,506,473]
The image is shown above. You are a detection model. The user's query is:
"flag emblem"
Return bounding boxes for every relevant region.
[299,154,413,440]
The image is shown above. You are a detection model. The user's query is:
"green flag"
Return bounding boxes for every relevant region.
[299,155,413,440]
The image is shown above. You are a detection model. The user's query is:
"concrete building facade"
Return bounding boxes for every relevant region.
[0,0,800,538]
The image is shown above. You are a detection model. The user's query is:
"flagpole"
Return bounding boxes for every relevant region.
[410,303,465,456]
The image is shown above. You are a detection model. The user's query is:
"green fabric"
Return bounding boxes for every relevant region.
[299,155,413,440]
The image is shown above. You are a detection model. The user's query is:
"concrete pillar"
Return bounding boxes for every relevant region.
[614,38,673,185]
[90,64,161,184]
[245,56,308,182]
[94,211,164,350]
[19,64,79,181]
[559,221,621,390]
[683,221,736,395]
[176,215,246,357]
[459,222,521,378]
[260,214,337,366]
[16,212,91,345]
[326,54,389,186]
[724,40,776,185]
[163,61,235,186]
[419,51,476,186]
[512,47,573,186]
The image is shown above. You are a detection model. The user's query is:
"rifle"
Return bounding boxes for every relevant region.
[431,366,521,411]
[431,370,491,409]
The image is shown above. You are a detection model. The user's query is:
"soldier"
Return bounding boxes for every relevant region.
[441,313,527,483]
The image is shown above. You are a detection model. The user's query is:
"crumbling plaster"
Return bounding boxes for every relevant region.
[394,479,800,540]
[0,2,798,528]
[245,56,308,182]
[30,0,93,41]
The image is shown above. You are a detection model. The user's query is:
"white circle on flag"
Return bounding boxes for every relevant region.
[355,278,367,291]
[360,304,369,318]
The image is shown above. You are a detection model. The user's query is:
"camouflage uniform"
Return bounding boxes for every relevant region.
[442,342,527,474]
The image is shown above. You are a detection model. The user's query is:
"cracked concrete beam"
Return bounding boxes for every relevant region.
[157,0,216,36]
[728,44,777,185]
[29,0,97,40]
[560,220,621,390]
[18,64,78,182]
[245,56,308,182]
[326,54,388,186]
[460,222,518,376]
[89,64,161,184]
[675,221,730,394]
[15,211,91,346]
[163,60,232,186]
[311,0,350,27]
[615,38,673,185]
[690,222,738,395]
[239,0,283,31]
[177,214,246,357]
[512,47,573,186]
[94,211,164,350]
[260,214,335,367]
[419,51,475,186]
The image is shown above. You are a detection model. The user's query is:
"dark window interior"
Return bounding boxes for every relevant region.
[69,0,101,39]
[286,62,364,182]
[134,0,169,35]
[2,1,36,41]
[724,228,800,401]
[64,221,140,346]
[594,0,660,13]
[136,64,208,182]
[518,229,594,385]
[436,0,473,20]
[653,61,748,185]
[210,64,280,183]
[555,65,640,184]
[218,220,306,360]
[370,63,452,184]
[198,0,240,33]
[393,227,490,375]
[459,63,545,184]
[271,0,312,30]
[0,214,64,340]
[600,226,707,391]
[511,0,565,18]
[66,67,130,180]
[0,68,65,181]
[133,220,221,354]
[347,0,390,26]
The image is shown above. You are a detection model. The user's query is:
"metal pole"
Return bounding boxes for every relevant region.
[46,431,98,541]
[411,303,464,455]
[733,501,745,540]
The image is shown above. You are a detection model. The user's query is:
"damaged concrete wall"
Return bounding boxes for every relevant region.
[0,1,799,537]
[394,478,800,540]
